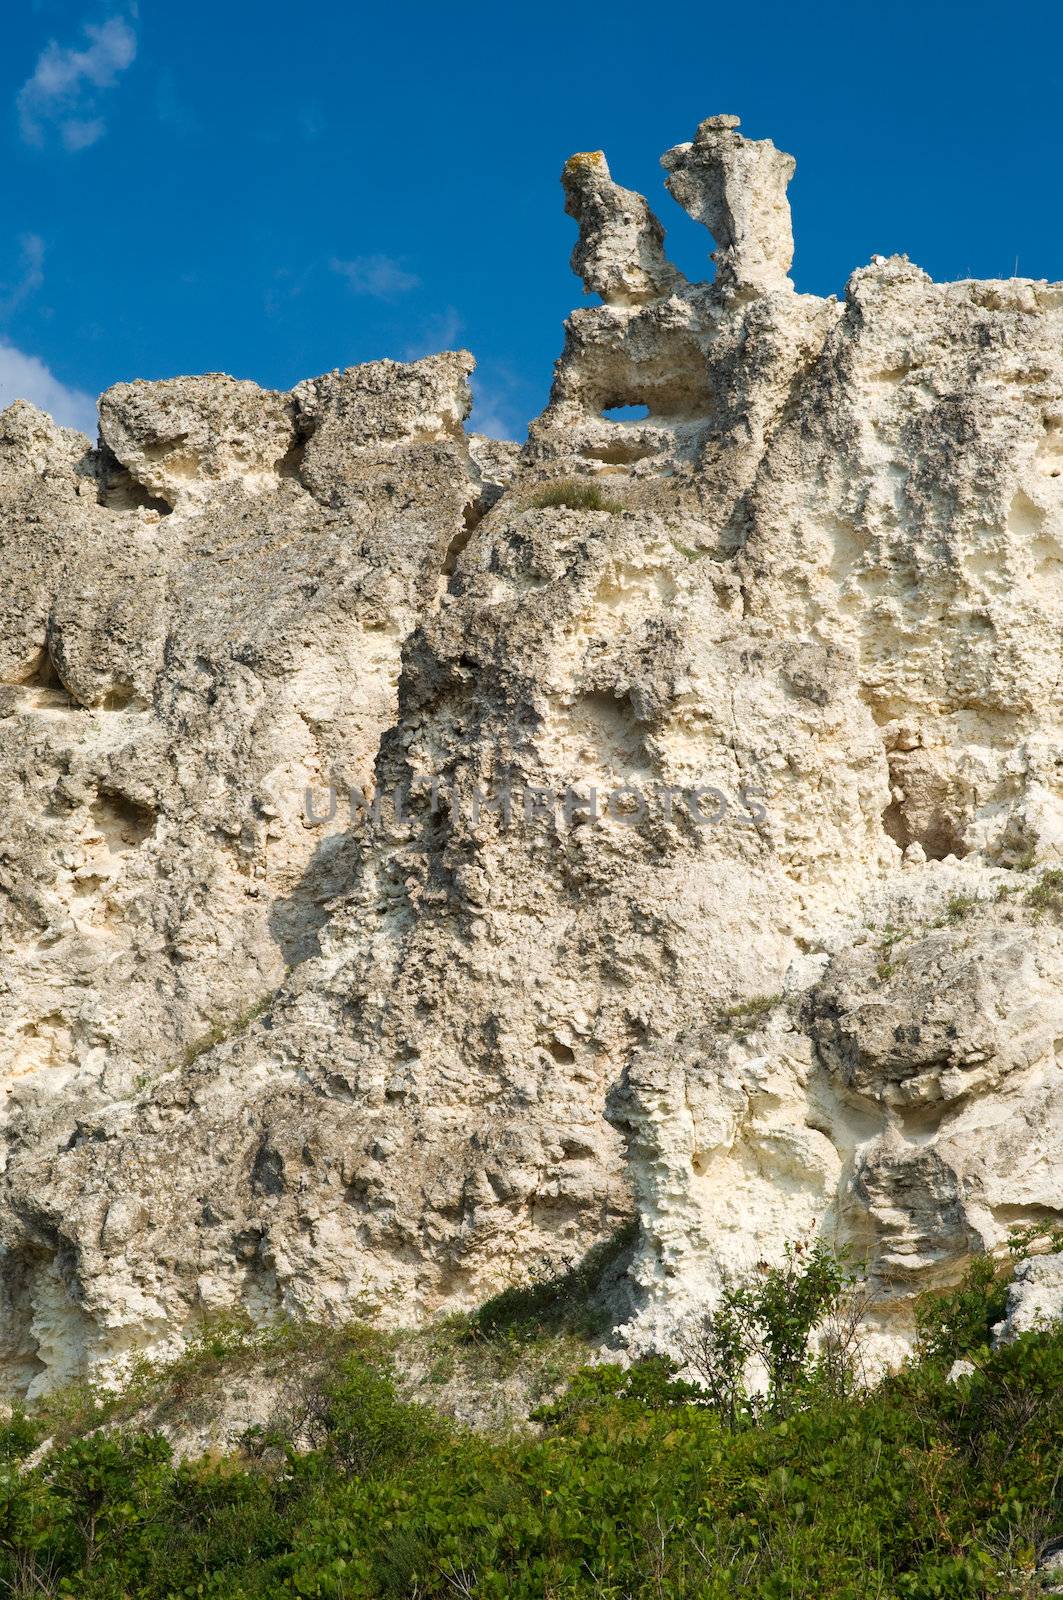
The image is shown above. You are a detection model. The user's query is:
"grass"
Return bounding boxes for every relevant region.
[183,992,274,1066]
[390,1228,638,1415]
[1025,867,1063,915]
[941,891,980,924]
[868,885,1008,971]
[716,993,784,1034]
[875,925,909,980]
[29,1313,383,1452]
[27,1232,640,1455]
[863,864,1061,978]
[526,477,622,514]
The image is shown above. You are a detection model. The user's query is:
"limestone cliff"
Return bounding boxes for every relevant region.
[1,115,1062,1393]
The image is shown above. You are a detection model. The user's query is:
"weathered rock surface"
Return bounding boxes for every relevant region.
[1,114,1062,1391]
[993,1253,1063,1344]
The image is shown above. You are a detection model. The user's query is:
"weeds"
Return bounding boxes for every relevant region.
[183,992,273,1066]
[715,993,783,1034]
[526,478,622,514]
[467,1221,636,1344]
[874,925,909,981]
[914,1224,1063,1368]
[915,1256,1011,1367]
[1025,867,1063,916]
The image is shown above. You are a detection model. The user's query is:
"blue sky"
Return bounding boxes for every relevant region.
[1,0,1061,440]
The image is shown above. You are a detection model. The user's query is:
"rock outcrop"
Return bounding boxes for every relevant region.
[1,114,1062,1392]
[994,1253,1063,1344]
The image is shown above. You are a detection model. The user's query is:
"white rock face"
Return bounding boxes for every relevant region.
[1,116,1062,1391]
[993,1254,1063,1344]
[661,114,796,293]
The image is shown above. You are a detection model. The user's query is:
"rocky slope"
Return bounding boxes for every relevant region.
[1,113,1061,1394]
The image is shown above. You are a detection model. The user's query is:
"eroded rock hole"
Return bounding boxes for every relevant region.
[91,788,156,851]
[13,647,69,694]
[1,646,80,711]
[881,743,971,861]
[251,1143,286,1198]
[583,438,659,465]
[602,404,650,422]
[882,796,968,861]
[571,689,652,776]
[99,683,145,712]
[96,445,172,515]
[277,410,318,481]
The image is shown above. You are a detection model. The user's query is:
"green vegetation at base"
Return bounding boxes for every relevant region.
[0,1245,1061,1598]
[467,1222,637,1344]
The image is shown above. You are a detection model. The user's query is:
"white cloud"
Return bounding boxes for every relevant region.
[471,394,519,441]
[0,343,96,435]
[61,115,106,151]
[17,15,137,151]
[330,254,420,299]
[401,307,465,361]
[470,365,528,442]
[0,235,46,317]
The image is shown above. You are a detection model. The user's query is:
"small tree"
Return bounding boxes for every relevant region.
[677,1239,868,1424]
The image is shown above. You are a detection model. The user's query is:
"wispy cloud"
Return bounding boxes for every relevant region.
[155,71,198,136]
[17,14,137,151]
[401,307,464,360]
[0,235,46,318]
[330,254,420,299]
[0,343,96,434]
[470,363,530,442]
[299,103,325,143]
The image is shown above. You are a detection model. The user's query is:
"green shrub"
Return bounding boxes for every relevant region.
[942,892,980,923]
[300,1351,444,1475]
[716,992,784,1035]
[467,1220,636,1343]
[532,1354,702,1426]
[1026,866,1063,915]
[915,1255,1009,1367]
[2,1252,1062,1597]
[0,1409,40,1463]
[676,1239,866,1424]
[915,1228,1063,1369]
